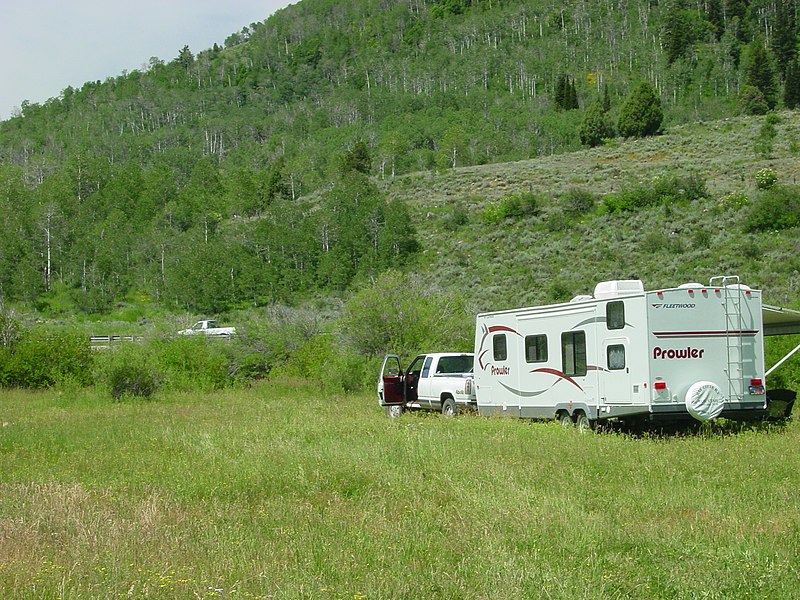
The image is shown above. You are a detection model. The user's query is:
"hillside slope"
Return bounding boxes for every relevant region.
[383,112,800,310]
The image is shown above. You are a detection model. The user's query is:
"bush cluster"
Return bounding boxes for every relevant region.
[603,173,707,213]
[754,167,778,190]
[482,192,540,224]
[745,185,800,232]
[0,328,93,388]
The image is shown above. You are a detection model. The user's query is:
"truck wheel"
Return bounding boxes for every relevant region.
[441,397,457,417]
[385,405,404,418]
[559,412,574,427]
[575,412,595,433]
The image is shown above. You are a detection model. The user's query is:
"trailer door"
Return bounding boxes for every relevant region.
[602,338,632,404]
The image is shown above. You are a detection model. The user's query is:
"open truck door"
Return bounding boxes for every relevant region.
[379,354,405,411]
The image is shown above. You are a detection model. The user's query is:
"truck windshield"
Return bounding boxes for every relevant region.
[435,355,474,375]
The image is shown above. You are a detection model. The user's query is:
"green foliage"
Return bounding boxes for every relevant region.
[618,82,663,138]
[554,75,579,111]
[149,336,231,392]
[754,167,778,190]
[0,328,93,388]
[579,101,615,147]
[101,347,160,400]
[744,40,779,110]
[744,185,800,232]
[442,203,471,231]
[562,188,599,218]
[482,192,540,224]
[717,192,750,211]
[738,85,769,115]
[337,270,472,359]
[603,173,707,213]
[785,59,800,110]
[754,117,778,158]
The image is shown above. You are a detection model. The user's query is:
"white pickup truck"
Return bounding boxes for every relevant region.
[177,320,236,337]
[378,353,476,417]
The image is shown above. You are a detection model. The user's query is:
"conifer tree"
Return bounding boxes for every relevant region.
[745,41,779,109]
[771,1,797,78]
[618,82,663,138]
[602,83,612,112]
[707,0,724,40]
[579,101,615,147]
[785,59,800,110]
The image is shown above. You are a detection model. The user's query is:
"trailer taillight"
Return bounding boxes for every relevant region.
[465,378,472,395]
[654,381,668,391]
[749,378,765,395]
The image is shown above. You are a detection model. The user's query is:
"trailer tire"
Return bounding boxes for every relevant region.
[575,412,595,433]
[559,412,574,427]
[385,405,405,418]
[441,397,457,417]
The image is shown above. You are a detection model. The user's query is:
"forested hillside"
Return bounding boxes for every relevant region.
[0,0,798,313]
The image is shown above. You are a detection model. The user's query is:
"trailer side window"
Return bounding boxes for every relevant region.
[561,331,587,377]
[606,301,625,330]
[525,335,548,363]
[607,344,626,370]
[493,334,508,361]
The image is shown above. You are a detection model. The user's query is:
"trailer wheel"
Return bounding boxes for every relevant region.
[559,412,574,427]
[441,397,457,417]
[385,405,405,418]
[575,412,595,433]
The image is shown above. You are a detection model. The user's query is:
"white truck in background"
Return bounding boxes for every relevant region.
[378,353,476,417]
[178,320,236,337]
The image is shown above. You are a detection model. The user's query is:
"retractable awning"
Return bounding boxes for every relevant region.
[763,304,800,336]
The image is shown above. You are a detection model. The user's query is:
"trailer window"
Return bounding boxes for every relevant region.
[525,335,548,363]
[607,344,626,371]
[561,331,587,377]
[493,334,508,361]
[606,301,625,330]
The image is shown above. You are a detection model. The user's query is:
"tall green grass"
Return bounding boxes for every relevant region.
[1,383,798,598]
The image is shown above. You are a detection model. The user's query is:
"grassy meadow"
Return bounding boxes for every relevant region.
[1,381,799,599]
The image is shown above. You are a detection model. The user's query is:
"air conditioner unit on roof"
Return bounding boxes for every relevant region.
[593,280,645,299]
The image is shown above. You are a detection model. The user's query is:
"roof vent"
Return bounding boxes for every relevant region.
[594,280,645,299]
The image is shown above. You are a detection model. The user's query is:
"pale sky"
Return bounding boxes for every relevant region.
[0,0,294,121]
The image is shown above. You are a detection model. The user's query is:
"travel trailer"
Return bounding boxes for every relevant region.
[473,276,798,428]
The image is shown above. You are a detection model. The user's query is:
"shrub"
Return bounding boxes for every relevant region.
[442,204,470,231]
[617,82,663,138]
[563,188,598,217]
[2,328,94,388]
[745,185,800,232]
[150,336,231,391]
[482,192,540,224]
[107,360,159,400]
[603,173,707,213]
[738,85,769,115]
[718,192,750,211]
[754,168,778,190]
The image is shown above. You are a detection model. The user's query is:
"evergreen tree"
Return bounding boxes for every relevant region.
[618,82,663,138]
[554,75,568,110]
[707,0,724,40]
[785,59,800,109]
[340,141,372,175]
[579,101,615,148]
[745,41,779,109]
[602,82,612,112]
[771,1,797,78]
[662,2,695,65]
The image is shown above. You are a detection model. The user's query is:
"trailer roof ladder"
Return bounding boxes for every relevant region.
[710,275,744,400]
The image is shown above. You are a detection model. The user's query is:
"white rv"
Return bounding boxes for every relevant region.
[473,276,794,428]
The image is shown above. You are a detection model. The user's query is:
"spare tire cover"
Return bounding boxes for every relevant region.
[685,381,725,421]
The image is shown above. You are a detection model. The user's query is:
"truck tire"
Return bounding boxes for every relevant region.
[559,412,574,427]
[441,397,457,417]
[385,405,405,418]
